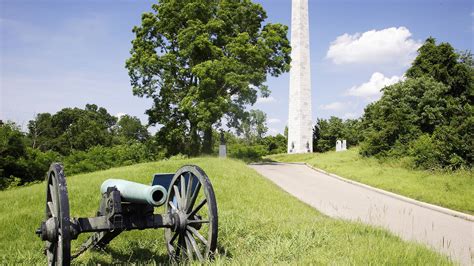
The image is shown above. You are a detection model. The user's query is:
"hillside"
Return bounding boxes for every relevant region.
[0,158,450,264]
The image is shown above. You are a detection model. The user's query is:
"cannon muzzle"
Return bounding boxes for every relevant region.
[100,179,167,206]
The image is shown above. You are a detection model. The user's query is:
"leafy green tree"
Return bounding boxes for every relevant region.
[28,104,117,155]
[360,77,448,157]
[27,113,54,150]
[126,0,291,154]
[0,122,27,185]
[262,134,286,154]
[406,37,472,98]
[240,109,268,143]
[114,115,150,143]
[313,117,362,152]
[1,122,59,188]
[360,38,473,169]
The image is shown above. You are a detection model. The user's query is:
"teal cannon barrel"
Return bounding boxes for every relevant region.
[100,179,167,207]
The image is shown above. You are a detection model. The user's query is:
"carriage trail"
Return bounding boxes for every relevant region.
[249,163,473,265]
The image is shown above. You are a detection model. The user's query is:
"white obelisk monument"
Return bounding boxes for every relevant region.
[287,0,312,153]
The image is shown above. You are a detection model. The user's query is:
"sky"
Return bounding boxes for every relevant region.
[1,0,472,135]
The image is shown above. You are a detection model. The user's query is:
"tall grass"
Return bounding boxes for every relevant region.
[0,158,450,264]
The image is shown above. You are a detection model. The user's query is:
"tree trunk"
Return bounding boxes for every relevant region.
[202,126,213,154]
[189,123,200,156]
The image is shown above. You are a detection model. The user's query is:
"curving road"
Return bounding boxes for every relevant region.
[249,163,473,265]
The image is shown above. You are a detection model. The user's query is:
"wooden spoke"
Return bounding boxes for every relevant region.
[47,202,56,217]
[173,185,182,209]
[169,201,178,212]
[186,230,204,261]
[188,219,209,224]
[186,182,201,213]
[187,225,208,245]
[180,174,186,208]
[176,233,184,257]
[49,184,56,201]
[184,235,194,260]
[188,198,207,218]
[185,173,194,210]
[170,231,179,244]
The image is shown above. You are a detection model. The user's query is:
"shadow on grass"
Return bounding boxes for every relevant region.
[90,245,171,265]
[89,241,233,265]
[216,243,233,259]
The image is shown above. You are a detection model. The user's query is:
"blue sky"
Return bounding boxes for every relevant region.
[1,0,472,135]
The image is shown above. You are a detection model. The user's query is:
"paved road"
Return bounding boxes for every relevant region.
[249,163,473,265]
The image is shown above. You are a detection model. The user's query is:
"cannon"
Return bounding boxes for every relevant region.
[36,163,218,265]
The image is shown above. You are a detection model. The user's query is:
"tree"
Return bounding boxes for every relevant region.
[313,117,362,152]
[262,134,286,154]
[1,122,59,188]
[406,37,472,98]
[27,113,54,150]
[126,0,291,154]
[28,104,117,155]
[360,38,473,168]
[240,109,268,143]
[360,77,448,157]
[114,115,150,143]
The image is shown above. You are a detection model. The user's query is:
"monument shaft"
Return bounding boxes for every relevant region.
[288,0,312,153]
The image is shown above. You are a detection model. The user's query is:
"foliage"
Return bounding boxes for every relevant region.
[261,134,287,154]
[27,104,117,155]
[114,114,150,144]
[239,109,268,143]
[63,142,161,176]
[228,143,267,162]
[0,122,28,189]
[360,38,473,169]
[0,122,60,189]
[126,0,291,154]
[313,117,362,152]
[2,106,156,189]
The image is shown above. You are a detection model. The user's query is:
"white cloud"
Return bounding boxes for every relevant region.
[326,27,421,66]
[342,113,359,119]
[256,96,276,104]
[115,112,127,119]
[319,101,346,111]
[268,118,281,124]
[267,128,280,136]
[346,72,403,101]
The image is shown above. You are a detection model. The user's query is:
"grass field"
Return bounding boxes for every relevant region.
[268,148,474,215]
[0,157,451,264]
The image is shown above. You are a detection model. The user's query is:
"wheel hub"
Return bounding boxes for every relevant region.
[172,211,188,232]
[36,217,59,242]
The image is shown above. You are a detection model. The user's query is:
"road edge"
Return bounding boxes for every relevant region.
[299,163,474,222]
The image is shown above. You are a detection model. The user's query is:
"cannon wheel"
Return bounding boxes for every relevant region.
[44,163,71,265]
[164,165,218,262]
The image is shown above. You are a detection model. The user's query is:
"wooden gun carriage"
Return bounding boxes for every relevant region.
[36,163,218,265]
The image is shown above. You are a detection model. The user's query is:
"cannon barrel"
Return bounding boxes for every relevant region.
[100,179,167,207]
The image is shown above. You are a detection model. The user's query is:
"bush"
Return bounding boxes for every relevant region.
[409,134,441,169]
[63,143,162,176]
[359,39,473,170]
[229,144,267,162]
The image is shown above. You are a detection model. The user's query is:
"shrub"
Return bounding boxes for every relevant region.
[63,143,161,176]
[409,134,441,170]
[229,144,267,162]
